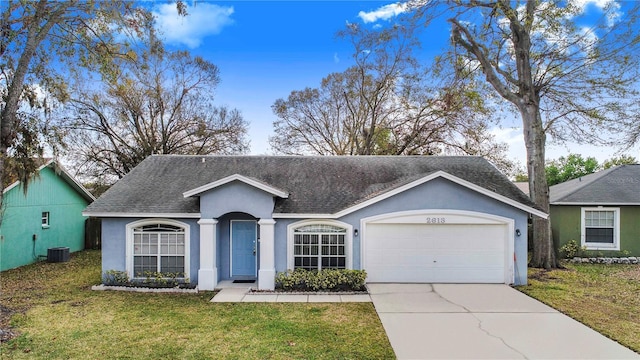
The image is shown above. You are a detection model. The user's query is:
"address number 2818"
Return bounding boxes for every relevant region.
[425,217,446,224]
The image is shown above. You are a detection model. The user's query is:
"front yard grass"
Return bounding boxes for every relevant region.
[518,263,640,353]
[0,250,394,359]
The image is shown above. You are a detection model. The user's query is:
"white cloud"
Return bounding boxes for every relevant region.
[579,26,598,52]
[570,0,622,26]
[333,53,340,63]
[153,3,234,49]
[491,127,523,146]
[358,3,408,23]
[489,126,527,166]
[572,0,616,11]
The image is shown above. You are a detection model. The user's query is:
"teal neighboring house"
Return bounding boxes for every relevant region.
[550,164,640,256]
[0,160,95,271]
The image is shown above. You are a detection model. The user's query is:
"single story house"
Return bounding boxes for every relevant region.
[84,155,546,290]
[1,160,95,271]
[550,164,640,256]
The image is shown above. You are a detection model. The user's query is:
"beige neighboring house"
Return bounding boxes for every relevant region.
[514,182,529,196]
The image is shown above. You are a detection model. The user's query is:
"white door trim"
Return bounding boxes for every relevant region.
[360,209,515,284]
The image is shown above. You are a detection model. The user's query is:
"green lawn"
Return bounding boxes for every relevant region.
[518,263,640,353]
[0,250,394,359]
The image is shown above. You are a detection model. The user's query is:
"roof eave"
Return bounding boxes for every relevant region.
[551,202,640,206]
[82,211,202,218]
[276,171,548,219]
[183,173,289,198]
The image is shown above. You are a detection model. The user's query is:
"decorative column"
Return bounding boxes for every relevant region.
[198,219,218,291]
[258,219,276,290]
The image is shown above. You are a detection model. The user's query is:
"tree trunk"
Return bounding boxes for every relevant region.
[521,103,558,268]
[0,0,61,215]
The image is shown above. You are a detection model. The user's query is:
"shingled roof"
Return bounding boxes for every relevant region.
[84,155,541,216]
[550,164,640,204]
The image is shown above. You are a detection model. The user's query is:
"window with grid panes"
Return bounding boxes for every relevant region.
[132,224,186,277]
[584,210,615,243]
[582,208,619,249]
[41,212,50,227]
[293,224,346,270]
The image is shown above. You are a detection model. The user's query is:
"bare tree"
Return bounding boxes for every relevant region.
[64,42,249,182]
[406,0,640,267]
[271,23,515,174]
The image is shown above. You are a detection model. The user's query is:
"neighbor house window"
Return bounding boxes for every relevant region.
[581,208,620,250]
[42,212,50,227]
[293,224,347,270]
[132,223,186,277]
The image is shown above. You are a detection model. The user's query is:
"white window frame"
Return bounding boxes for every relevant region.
[581,207,620,250]
[42,211,50,228]
[125,219,190,279]
[287,219,352,270]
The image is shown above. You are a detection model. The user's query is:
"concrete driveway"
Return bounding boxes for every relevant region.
[368,283,639,359]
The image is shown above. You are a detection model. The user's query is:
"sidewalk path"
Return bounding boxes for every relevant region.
[210,287,371,303]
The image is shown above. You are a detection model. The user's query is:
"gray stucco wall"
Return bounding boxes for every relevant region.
[101,217,201,283]
[342,177,529,285]
[101,176,530,286]
[274,177,529,285]
[199,181,275,219]
[197,182,276,281]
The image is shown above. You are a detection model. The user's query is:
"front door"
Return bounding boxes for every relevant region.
[231,220,257,277]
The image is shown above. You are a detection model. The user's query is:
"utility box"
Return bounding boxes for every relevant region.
[47,247,70,263]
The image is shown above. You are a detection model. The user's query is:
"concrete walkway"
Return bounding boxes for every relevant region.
[210,287,371,303]
[369,283,639,360]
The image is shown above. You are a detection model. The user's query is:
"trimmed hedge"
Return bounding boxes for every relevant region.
[275,269,367,292]
[103,270,194,289]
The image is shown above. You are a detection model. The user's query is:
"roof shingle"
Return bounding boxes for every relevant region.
[550,164,640,204]
[84,155,538,215]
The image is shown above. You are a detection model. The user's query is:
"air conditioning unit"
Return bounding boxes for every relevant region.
[47,247,70,263]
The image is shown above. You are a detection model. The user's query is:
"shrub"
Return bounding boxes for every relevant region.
[559,239,582,259]
[103,270,129,286]
[275,269,367,292]
[102,270,193,289]
[559,240,632,259]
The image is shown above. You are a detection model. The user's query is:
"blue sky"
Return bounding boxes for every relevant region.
[150,0,640,165]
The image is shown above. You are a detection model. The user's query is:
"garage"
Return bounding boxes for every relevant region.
[362,210,514,284]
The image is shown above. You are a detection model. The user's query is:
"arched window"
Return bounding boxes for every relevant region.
[293,224,347,270]
[127,220,189,278]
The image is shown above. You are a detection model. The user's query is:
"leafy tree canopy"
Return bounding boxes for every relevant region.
[546,154,599,186]
[1,1,150,187]
[515,153,637,185]
[602,154,638,170]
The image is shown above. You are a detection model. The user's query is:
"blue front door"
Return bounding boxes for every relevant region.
[231,220,257,277]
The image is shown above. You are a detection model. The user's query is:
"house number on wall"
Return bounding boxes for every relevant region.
[425,217,446,224]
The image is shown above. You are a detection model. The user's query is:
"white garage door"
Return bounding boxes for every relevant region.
[364,223,507,283]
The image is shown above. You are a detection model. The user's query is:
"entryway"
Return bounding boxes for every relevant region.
[230,220,257,278]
